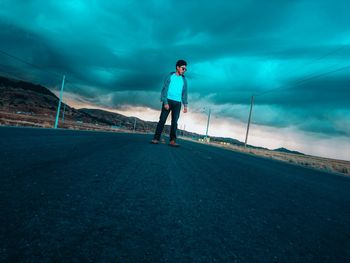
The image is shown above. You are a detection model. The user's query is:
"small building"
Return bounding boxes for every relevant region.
[199,137,210,143]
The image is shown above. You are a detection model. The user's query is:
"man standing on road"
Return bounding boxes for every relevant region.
[151,59,188,147]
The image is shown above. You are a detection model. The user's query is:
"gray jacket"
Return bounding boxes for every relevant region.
[160,72,188,106]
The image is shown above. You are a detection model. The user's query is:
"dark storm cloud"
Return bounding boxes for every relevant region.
[266,76,350,107]
[0,0,349,137]
[209,75,350,108]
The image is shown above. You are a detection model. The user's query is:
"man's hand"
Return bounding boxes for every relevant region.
[164,104,170,110]
[183,107,188,113]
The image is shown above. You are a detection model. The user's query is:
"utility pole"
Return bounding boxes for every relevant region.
[205,108,211,137]
[54,75,66,129]
[245,95,254,148]
[133,117,136,132]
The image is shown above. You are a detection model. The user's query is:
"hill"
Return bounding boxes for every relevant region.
[78,108,156,132]
[273,147,304,155]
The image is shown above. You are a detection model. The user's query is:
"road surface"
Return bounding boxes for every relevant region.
[1,126,349,262]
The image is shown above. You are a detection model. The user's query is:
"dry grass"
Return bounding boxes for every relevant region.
[0,111,131,133]
[204,140,350,176]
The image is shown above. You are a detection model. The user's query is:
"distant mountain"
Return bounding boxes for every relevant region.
[273,147,304,155]
[210,136,244,146]
[77,108,201,136]
[78,108,157,131]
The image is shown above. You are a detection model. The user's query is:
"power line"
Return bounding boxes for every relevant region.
[0,49,62,79]
[270,43,350,81]
[254,43,350,97]
[305,43,350,66]
[0,65,33,83]
[256,64,350,97]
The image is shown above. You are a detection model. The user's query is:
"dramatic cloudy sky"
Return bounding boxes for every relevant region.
[0,0,349,160]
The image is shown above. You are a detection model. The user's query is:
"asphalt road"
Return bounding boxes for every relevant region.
[1,126,349,262]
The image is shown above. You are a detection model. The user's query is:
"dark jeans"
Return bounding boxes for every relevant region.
[154,99,182,141]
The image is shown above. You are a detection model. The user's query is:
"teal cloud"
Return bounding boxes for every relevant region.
[0,0,349,137]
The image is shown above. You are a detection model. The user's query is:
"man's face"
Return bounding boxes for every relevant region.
[176,65,187,75]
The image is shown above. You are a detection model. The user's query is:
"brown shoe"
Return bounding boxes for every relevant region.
[169,140,180,147]
[150,139,159,144]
